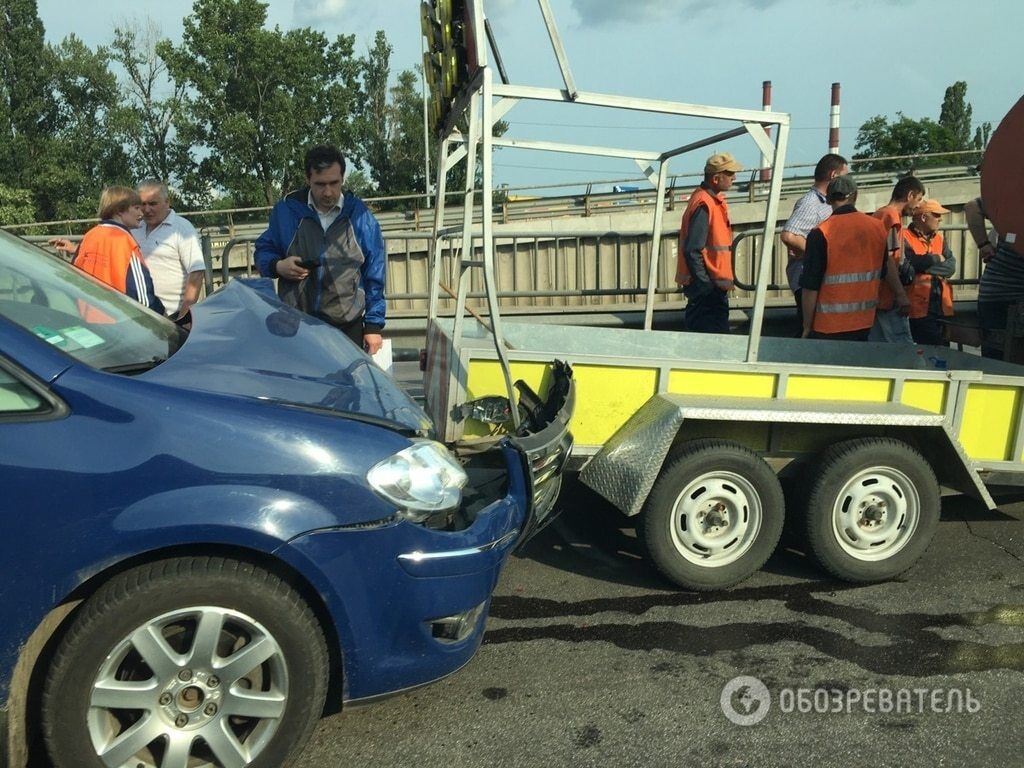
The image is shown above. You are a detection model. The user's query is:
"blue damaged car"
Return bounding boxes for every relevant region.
[0,231,573,767]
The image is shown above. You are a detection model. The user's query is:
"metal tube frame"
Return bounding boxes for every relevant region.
[428,0,793,421]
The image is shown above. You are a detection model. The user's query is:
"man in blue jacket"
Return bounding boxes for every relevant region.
[255,145,386,354]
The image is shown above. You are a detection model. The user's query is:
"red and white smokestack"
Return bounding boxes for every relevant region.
[760,80,772,182]
[829,82,841,155]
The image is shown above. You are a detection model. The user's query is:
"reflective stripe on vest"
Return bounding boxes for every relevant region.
[903,228,954,319]
[812,212,889,335]
[676,186,734,286]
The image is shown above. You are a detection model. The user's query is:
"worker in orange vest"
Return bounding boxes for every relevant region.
[800,175,909,340]
[904,199,955,345]
[868,176,924,342]
[676,152,741,333]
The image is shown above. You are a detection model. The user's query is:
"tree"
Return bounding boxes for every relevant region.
[0,0,55,192]
[939,81,972,148]
[159,0,363,207]
[1,2,127,222]
[108,21,189,188]
[853,81,984,172]
[853,113,953,172]
[386,70,432,199]
[359,31,393,196]
[39,35,132,220]
[0,182,35,226]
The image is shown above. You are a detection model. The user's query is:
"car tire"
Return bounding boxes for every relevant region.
[640,439,784,590]
[42,556,328,768]
[803,438,940,582]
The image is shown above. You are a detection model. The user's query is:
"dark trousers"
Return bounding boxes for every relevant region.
[337,318,364,350]
[978,300,1011,360]
[809,328,870,342]
[909,316,946,347]
[684,288,730,334]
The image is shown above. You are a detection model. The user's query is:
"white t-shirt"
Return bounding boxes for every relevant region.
[132,210,205,315]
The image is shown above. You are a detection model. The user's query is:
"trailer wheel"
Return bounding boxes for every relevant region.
[804,438,940,582]
[640,440,784,590]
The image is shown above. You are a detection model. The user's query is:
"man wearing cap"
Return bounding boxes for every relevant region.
[800,175,909,341]
[904,200,956,345]
[676,152,741,333]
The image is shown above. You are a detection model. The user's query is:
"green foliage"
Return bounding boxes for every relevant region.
[0,183,35,226]
[39,36,132,220]
[0,0,54,189]
[1,2,128,221]
[159,0,363,208]
[939,81,972,148]
[854,80,984,172]
[0,0,466,223]
[108,22,189,188]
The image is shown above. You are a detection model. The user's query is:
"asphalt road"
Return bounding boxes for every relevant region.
[296,479,1024,768]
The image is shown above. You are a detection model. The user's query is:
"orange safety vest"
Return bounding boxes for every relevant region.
[676,186,734,286]
[902,228,953,319]
[812,213,888,335]
[872,205,904,311]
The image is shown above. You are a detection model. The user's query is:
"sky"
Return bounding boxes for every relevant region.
[34,0,1024,195]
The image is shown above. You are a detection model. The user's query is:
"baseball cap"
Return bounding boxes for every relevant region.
[826,174,858,200]
[916,199,951,215]
[705,152,742,174]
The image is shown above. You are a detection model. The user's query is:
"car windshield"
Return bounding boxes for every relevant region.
[0,230,186,371]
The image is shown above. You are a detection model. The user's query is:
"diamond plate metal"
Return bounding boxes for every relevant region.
[579,395,684,517]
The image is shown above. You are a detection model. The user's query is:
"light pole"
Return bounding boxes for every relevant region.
[421,35,433,209]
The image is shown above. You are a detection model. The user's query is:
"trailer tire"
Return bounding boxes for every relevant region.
[640,440,784,590]
[804,438,940,582]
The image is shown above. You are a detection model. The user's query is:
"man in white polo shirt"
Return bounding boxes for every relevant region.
[132,180,206,319]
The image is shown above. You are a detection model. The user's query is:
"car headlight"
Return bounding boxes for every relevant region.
[366,440,468,521]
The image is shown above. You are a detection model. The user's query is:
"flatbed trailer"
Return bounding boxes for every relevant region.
[420,0,1024,590]
[426,316,1024,588]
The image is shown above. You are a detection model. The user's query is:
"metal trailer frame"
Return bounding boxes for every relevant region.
[426,0,791,430]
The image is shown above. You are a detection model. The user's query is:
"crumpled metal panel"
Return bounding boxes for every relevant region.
[579,395,683,517]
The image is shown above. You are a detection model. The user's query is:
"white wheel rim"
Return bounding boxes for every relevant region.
[668,470,763,567]
[86,606,288,768]
[830,466,920,561]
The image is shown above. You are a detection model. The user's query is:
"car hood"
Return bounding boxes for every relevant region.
[143,280,432,436]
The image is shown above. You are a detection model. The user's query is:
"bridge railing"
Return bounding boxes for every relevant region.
[198,221,981,322]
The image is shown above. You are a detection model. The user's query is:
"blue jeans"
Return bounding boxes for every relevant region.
[868,309,914,344]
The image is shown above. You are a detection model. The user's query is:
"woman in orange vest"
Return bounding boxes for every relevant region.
[676,152,741,334]
[65,186,164,315]
[904,199,955,346]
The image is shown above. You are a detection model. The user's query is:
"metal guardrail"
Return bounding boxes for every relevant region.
[207,223,980,322]
[23,218,982,319]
